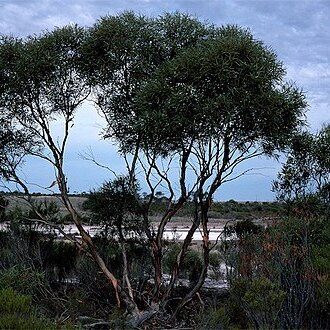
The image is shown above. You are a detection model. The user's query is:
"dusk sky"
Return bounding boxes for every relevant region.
[1,0,329,201]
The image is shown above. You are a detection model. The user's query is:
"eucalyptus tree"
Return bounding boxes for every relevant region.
[83,12,307,315]
[274,124,330,204]
[83,11,217,302]
[134,25,307,311]
[0,27,122,306]
[84,176,145,302]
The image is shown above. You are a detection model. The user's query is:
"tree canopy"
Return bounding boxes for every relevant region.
[133,25,306,155]
[82,11,215,152]
[274,124,330,203]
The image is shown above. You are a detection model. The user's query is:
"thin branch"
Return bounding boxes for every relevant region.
[80,147,118,177]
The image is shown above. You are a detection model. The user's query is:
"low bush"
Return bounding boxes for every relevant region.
[0,266,47,297]
[0,288,55,329]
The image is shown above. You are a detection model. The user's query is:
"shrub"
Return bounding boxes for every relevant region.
[0,266,47,297]
[164,243,203,283]
[41,240,78,283]
[209,251,223,280]
[229,277,286,329]
[0,288,55,329]
[196,306,227,329]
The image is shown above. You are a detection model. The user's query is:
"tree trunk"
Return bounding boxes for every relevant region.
[151,241,162,299]
[163,211,200,300]
[57,172,122,306]
[174,203,210,314]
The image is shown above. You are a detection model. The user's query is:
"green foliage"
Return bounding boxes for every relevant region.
[108,307,130,330]
[233,219,263,239]
[163,243,181,272]
[0,11,313,327]
[0,222,78,284]
[274,124,330,204]
[65,284,104,319]
[155,11,212,59]
[164,243,203,282]
[82,12,214,152]
[147,200,285,220]
[209,251,223,280]
[271,124,330,328]
[125,242,153,284]
[197,298,251,329]
[81,11,158,150]
[27,199,62,224]
[0,231,10,267]
[231,278,286,329]
[74,254,121,313]
[223,220,263,280]
[0,288,55,329]
[135,25,306,155]
[0,25,90,184]
[308,216,330,328]
[0,287,32,314]
[95,237,152,283]
[0,266,47,297]
[311,221,330,273]
[222,212,330,329]
[209,251,222,268]
[84,176,143,238]
[316,277,330,308]
[185,249,203,284]
[82,11,157,84]
[0,36,37,180]
[196,306,227,329]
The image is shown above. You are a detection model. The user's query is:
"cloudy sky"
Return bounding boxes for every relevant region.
[1,0,329,200]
